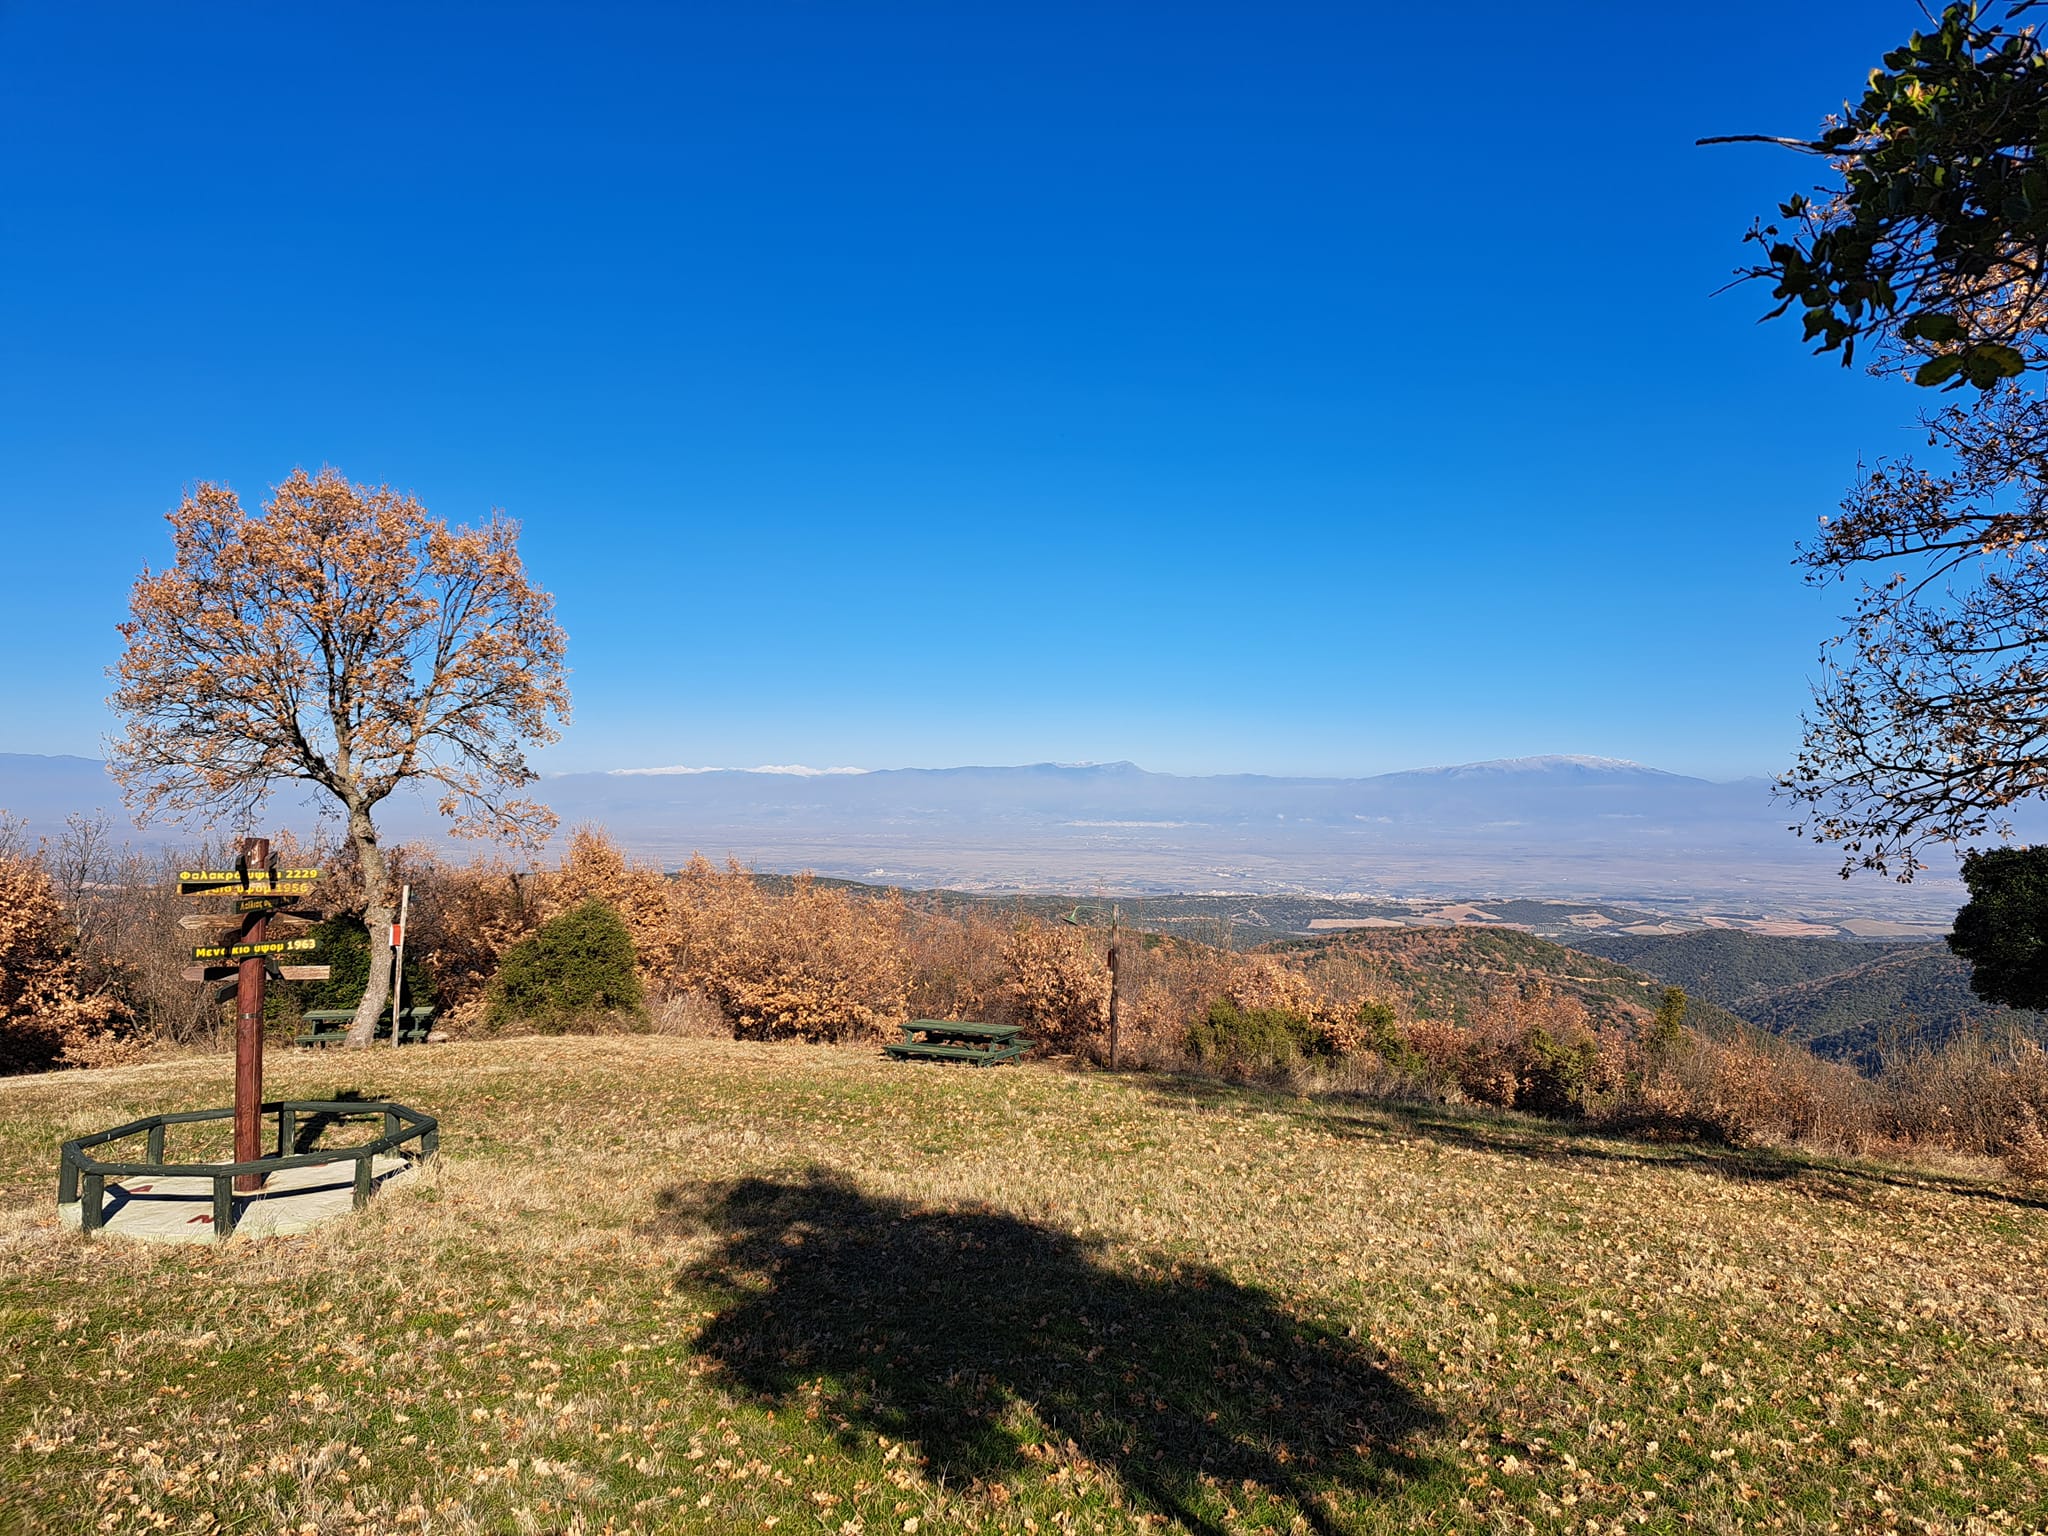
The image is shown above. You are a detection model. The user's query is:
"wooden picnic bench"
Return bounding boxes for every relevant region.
[883,1019,1031,1067]
[295,1006,436,1048]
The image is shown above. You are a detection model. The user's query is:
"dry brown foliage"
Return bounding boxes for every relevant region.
[662,857,909,1042]
[1098,935,1242,1068]
[1642,1032,1876,1151]
[0,853,134,1074]
[902,907,1010,1025]
[404,856,543,1031]
[18,808,2048,1181]
[109,467,570,1045]
[1873,1031,2048,1176]
[999,920,1110,1047]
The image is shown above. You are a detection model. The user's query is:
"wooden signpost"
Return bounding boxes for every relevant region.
[180,842,322,1191]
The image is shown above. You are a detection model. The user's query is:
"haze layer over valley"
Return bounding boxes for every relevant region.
[0,751,1978,927]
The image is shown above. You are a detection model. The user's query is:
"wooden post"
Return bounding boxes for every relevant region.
[233,836,269,1192]
[1105,903,1122,1071]
[389,882,410,1047]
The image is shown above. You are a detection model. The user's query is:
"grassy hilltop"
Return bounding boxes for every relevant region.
[3,1039,2046,1535]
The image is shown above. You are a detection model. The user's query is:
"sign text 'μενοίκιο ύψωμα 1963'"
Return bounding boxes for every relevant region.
[189,936,319,962]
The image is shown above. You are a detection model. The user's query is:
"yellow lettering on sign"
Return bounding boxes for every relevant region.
[181,883,315,898]
[177,868,320,882]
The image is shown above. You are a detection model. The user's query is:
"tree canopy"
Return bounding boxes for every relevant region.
[1948,844,2048,1007]
[1781,389,2048,876]
[110,467,569,1044]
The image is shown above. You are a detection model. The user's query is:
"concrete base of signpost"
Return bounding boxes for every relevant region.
[57,1154,414,1243]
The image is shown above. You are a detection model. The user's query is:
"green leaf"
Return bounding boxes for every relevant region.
[1915,353,1966,386]
[1977,342,2027,377]
[1902,312,1965,343]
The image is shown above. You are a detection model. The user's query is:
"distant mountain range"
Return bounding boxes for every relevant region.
[0,750,1994,922]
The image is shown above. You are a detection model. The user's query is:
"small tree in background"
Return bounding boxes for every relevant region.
[485,899,644,1033]
[1650,986,1689,1051]
[1949,846,2048,1009]
[109,468,569,1047]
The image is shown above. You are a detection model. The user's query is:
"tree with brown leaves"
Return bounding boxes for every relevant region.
[0,850,132,1075]
[110,467,570,1046]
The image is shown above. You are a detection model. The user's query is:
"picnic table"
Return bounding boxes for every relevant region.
[883,1019,1031,1067]
[295,1007,436,1048]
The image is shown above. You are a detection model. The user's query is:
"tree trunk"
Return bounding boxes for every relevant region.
[344,805,395,1049]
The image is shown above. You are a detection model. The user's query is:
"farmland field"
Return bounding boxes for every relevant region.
[2,1038,2045,1534]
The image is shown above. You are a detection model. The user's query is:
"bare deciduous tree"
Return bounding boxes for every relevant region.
[110,467,570,1046]
[1784,388,2048,879]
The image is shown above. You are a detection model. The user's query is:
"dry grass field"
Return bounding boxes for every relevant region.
[1,1038,2045,1535]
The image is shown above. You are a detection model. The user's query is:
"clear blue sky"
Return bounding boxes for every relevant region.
[0,3,1926,780]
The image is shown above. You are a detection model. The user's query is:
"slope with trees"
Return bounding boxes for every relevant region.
[1572,928,2048,1068]
[1261,925,1752,1039]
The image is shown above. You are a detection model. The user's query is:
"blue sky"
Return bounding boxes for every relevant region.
[0,3,1926,780]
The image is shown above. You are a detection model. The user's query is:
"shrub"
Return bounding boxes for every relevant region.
[675,861,909,1042]
[484,899,645,1032]
[0,852,133,1074]
[1356,998,1429,1077]
[903,907,1008,1025]
[1185,997,1332,1078]
[1001,920,1109,1047]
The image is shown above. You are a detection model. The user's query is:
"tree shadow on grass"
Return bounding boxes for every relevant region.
[652,1168,1440,1535]
[1140,1074,2048,1213]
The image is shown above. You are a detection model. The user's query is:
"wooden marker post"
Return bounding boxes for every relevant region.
[1105,904,1122,1072]
[389,883,410,1048]
[233,837,269,1191]
[176,851,322,1197]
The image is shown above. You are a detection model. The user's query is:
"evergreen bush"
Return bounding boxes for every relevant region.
[485,898,645,1032]
[1356,998,1428,1077]
[1185,997,1332,1076]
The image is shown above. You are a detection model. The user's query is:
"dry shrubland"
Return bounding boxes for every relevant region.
[10,813,2048,1177]
[0,843,133,1074]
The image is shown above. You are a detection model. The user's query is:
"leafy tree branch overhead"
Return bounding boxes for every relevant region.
[108,467,570,1046]
[1717,3,2048,880]
[1713,1,2048,388]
